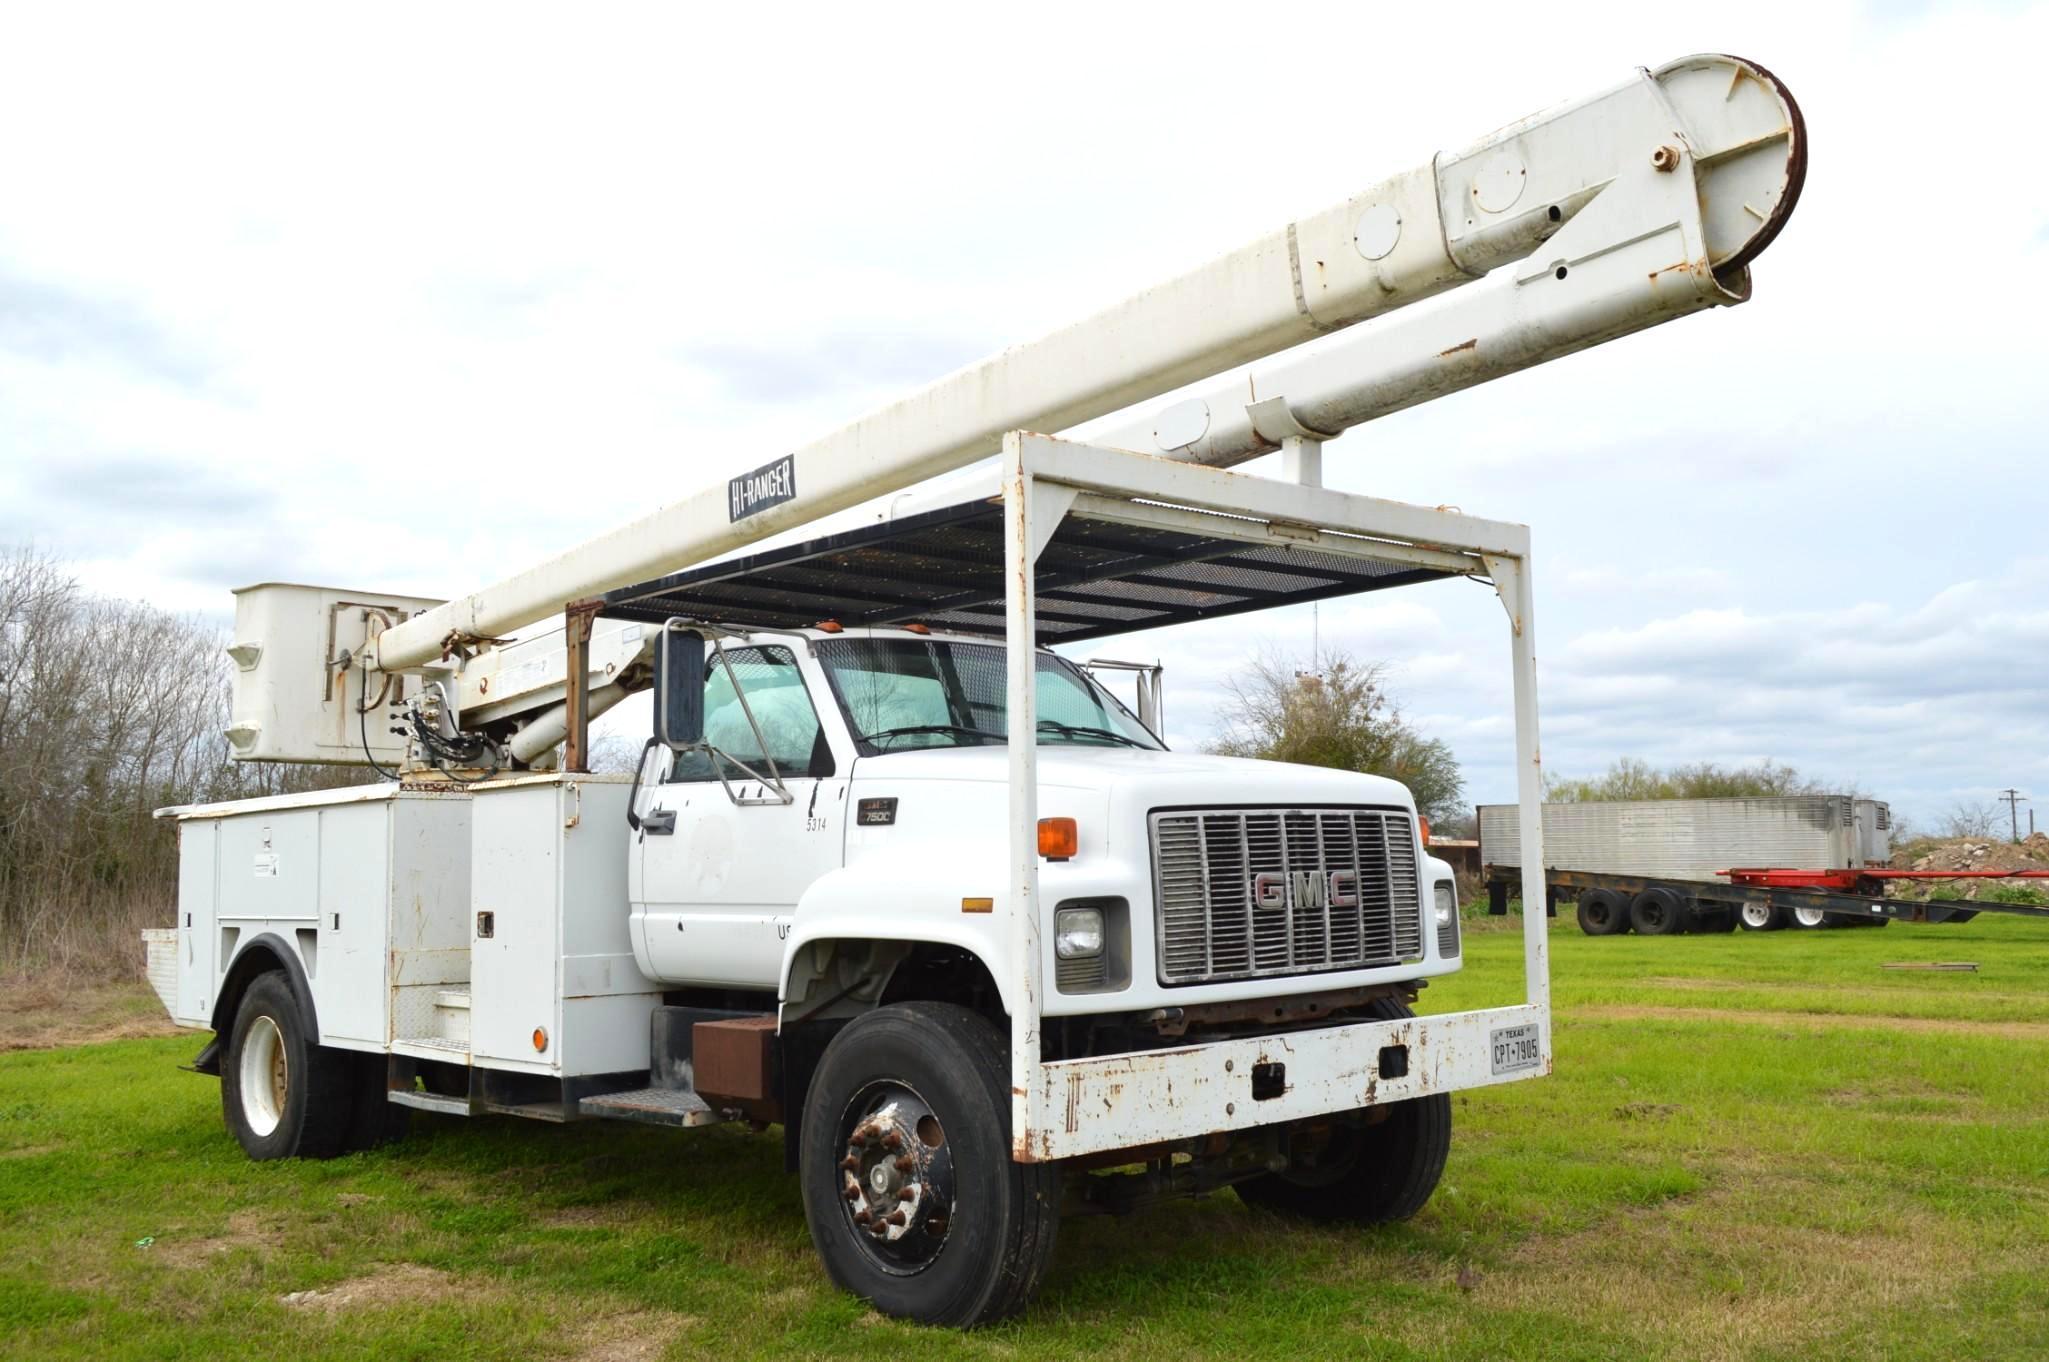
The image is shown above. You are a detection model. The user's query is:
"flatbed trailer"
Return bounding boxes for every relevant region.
[1484,864,2049,935]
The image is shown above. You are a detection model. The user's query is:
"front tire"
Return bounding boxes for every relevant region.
[799,1002,1059,1326]
[221,971,354,1160]
[1235,999,1451,1224]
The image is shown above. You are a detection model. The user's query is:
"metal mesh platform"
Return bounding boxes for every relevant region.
[603,498,1447,643]
[578,1086,727,1128]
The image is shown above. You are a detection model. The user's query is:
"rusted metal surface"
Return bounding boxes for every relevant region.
[560,598,601,774]
[1488,865,2049,924]
[1141,983,1412,1037]
[1018,1003,1548,1163]
[692,1015,780,1113]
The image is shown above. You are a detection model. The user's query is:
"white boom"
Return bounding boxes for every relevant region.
[370,53,1801,677]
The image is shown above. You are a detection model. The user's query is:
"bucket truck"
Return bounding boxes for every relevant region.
[145,55,1805,1325]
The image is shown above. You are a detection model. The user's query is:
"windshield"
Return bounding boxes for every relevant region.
[814,638,1164,754]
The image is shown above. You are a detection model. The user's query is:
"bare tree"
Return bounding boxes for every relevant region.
[1943,802,2001,839]
[0,548,359,975]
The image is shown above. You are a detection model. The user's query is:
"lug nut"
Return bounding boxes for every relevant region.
[842,1184,861,1201]
[840,1154,860,1171]
[853,1209,871,1225]
[897,1186,917,1202]
[881,1131,903,1152]
[886,1211,908,1227]
[1650,144,1681,172]
[893,1155,915,1173]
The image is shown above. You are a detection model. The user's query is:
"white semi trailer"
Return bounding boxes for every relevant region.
[146,56,1804,1324]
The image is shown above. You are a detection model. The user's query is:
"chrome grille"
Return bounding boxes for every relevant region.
[1151,807,1424,985]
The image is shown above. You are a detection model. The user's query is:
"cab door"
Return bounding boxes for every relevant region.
[631,644,845,988]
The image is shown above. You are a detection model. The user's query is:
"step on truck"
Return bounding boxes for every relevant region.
[1479,797,2049,936]
[144,55,1806,1325]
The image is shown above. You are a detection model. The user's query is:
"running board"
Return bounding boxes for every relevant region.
[578,1086,729,1129]
[389,1088,471,1116]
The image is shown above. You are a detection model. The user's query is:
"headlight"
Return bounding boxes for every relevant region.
[1434,881,1460,958]
[1433,883,1456,925]
[1054,905,1105,959]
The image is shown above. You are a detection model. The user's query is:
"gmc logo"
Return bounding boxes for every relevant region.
[1252,870,1358,910]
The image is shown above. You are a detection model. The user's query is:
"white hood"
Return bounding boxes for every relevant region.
[853,744,1415,810]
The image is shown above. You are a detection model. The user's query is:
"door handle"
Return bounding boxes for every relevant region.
[642,808,677,836]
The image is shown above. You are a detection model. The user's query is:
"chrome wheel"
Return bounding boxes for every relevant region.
[837,1082,956,1275]
[239,1014,288,1137]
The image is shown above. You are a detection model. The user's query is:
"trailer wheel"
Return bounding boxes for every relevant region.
[1236,999,1451,1224]
[1629,888,1687,936]
[1576,890,1630,936]
[1788,905,1831,930]
[221,970,355,1160]
[799,1002,1059,1327]
[1739,901,1786,931]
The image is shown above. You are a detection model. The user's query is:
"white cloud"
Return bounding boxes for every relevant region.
[2,1,2045,827]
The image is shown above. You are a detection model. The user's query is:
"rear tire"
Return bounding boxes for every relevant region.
[1739,901,1786,931]
[799,1002,1060,1327]
[1629,888,1688,936]
[221,971,355,1160]
[1235,999,1451,1224]
[1788,905,1831,930]
[1576,890,1630,936]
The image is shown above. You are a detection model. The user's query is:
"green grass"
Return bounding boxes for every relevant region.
[6,917,2049,1360]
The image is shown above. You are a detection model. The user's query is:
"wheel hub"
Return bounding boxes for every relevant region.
[838,1087,955,1273]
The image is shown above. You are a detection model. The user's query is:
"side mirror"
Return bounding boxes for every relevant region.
[654,624,706,749]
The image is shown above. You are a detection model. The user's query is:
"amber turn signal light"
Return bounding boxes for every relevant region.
[1038,817,1078,860]
[1419,815,1432,846]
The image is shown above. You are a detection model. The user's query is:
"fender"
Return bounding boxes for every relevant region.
[780,858,1017,1020]
[207,932,322,1048]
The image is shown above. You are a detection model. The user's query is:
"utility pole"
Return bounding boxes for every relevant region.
[1997,788,2027,843]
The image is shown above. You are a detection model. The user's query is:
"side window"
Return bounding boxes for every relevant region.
[669,646,831,782]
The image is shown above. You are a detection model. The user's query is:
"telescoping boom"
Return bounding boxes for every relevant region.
[369,53,1802,678]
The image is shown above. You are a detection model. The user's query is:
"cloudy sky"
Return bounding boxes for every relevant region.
[2,3,2043,831]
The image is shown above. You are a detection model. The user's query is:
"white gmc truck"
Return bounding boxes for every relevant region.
[144,54,1803,1325]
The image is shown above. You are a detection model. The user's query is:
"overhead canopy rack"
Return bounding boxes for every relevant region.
[601,493,1452,645]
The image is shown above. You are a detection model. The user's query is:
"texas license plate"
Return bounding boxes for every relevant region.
[1489,1023,1542,1075]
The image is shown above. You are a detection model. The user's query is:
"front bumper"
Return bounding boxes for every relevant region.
[1014,1002,1548,1162]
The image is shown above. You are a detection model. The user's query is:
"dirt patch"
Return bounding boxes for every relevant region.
[538,1203,652,1231]
[279,1263,463,1313]
[1469,1169,1975,1361]
[0,975,181,1051]
[1579,1003,2049,1042]
[156,1210,286,1268]
[557,1309,698,1362]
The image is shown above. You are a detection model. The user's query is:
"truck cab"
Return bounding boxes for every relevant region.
[626,625,1462,1029]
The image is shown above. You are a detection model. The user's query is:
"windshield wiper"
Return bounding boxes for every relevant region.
[1037,719,1145,747]
[863,723,1006,748]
